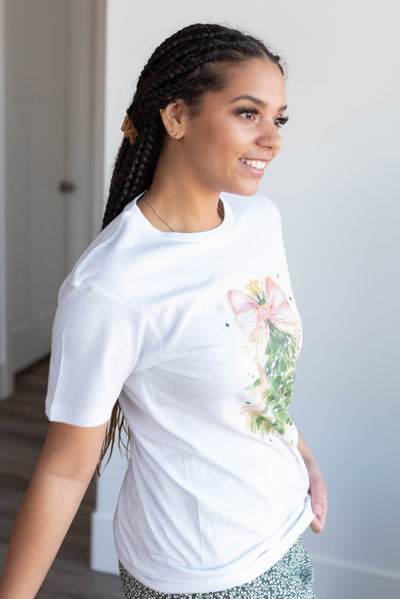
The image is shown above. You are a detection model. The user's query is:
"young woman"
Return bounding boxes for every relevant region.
[0,23,327,599]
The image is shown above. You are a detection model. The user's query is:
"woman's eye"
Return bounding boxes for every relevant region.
[275,115,289,128]
[237,107,259,121]
[242,111,256,120]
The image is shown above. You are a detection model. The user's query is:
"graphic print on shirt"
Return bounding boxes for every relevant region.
[227,277,301,444]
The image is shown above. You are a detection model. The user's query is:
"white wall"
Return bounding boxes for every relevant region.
[96,1,400,595]
[91,447,129,574]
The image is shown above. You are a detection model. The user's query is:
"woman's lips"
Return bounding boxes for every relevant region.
[240,158,268,177]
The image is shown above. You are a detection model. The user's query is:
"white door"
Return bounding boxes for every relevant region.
[5,0,93,373]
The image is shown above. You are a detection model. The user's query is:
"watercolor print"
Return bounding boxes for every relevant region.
[227,277,301,442]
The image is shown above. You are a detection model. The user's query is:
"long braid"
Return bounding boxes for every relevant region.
[97,23,284,473]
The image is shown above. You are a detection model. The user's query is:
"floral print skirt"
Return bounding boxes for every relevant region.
[119,537,316,599]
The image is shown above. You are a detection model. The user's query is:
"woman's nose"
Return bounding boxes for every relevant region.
[257,129,283,152]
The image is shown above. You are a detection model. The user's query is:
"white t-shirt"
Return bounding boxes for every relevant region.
[45,191,314,593]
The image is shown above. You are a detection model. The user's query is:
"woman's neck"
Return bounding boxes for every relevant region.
[138,149,223,233]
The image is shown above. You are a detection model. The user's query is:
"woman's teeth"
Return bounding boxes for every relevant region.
[241,159,266,170]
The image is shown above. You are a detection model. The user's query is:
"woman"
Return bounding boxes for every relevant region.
[0,23,327,599]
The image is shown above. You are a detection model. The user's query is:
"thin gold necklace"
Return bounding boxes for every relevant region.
[145,190,175,232]
[145,190,224,233]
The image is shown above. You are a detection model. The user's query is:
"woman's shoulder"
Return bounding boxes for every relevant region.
[58,203,139,305]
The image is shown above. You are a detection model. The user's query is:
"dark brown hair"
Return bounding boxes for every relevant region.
[97,23,284,473]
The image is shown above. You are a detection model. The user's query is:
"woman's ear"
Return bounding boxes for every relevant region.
[160,99,189,141]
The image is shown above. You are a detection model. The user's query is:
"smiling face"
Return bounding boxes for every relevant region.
[176,58,288,197]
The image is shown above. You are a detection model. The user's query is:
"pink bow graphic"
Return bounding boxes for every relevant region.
[227,277,299,395]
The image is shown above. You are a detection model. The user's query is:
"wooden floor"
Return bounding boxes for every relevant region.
[0,357,123,598]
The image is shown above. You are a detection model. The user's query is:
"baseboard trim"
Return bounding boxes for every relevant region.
[90,511,119,575]
[310,552,400,598]
[311,552,400,581]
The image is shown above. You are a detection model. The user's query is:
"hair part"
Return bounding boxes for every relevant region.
[97,23,285,474]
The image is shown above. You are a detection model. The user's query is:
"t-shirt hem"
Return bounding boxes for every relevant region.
[45,403,110,428]
[116,499,314,594]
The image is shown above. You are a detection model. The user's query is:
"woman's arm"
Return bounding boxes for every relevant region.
[0,420,107,599]
[297,429,328,534]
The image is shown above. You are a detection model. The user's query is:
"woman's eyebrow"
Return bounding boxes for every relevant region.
[229,94,287,112]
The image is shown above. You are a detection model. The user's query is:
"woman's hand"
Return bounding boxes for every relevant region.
[306,461,328,533]
[296,429,328,534]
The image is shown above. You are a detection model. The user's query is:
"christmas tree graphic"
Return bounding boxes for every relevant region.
[227,277,301,441]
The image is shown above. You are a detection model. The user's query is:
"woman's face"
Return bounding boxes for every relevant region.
[178,58,287,197]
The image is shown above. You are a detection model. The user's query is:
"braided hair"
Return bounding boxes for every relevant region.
[98,23,284,472]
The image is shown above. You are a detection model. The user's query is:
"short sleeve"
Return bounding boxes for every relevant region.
[45,284,150,427]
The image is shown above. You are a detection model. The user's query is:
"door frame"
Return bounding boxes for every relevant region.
[65,0,106,269]
[0,0,106,399]
[0,0,11,398]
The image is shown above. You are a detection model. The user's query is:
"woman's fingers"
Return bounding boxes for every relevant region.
[310,509,327,533]
[309,474,328,534]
